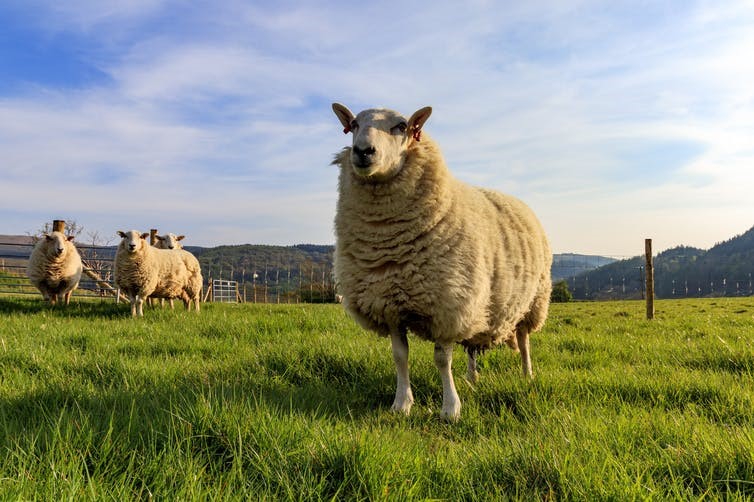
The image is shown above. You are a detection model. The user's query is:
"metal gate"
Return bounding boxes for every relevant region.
[212,279,238,303]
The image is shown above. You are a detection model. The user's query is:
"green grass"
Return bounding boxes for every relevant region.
[1,297,754,499]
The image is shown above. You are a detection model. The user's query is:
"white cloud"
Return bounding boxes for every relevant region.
[3,0,754,254]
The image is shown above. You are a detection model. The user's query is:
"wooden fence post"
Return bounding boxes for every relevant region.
[52,220,65,233]
[150,229,158,245]
[645,238,654,320]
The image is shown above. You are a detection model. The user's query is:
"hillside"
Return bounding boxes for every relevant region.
[551,253,616,280]
[569,226,754,299]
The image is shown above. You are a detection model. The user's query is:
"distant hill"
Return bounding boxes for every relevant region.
[568,226,754,299]
[551,253,617,281]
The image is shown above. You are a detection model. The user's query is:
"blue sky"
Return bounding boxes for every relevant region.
[1,1,753,256]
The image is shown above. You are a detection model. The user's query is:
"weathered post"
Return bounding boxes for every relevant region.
[645,238,654,320]
[149,229,158,246]
[52,220,65,233]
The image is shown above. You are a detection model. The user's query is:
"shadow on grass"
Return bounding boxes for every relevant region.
[0,297,128,319]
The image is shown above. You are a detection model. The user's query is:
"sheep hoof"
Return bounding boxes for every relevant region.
[390,395,414,415]
[440,405,461,422]
[465,370,480,385]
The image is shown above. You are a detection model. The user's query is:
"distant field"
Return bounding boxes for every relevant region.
[1,297,754,499]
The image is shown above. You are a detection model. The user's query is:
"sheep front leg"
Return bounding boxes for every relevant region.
[129,295,137,317]
[434,342,461,421]
[390,331,414,415]
[135,294,145,317]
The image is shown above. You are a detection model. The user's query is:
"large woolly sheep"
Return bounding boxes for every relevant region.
[27,231,83,306]
[114,230,202,317]
[331,103,552,420]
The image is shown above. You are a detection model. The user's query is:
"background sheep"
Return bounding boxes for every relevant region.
[27,231,83,306]
[152,232,186,308]
[154,233,185,251]
[331,103,552,420]
[114,230,202,317]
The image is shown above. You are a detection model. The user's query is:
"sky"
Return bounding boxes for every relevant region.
[1,0,754,257]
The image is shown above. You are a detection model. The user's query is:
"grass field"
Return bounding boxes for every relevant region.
[1,296,754,500]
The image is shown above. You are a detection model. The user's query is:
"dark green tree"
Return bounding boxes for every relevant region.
[551,280,573,303]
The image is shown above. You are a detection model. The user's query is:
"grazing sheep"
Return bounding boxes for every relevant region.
[152,232,186,308]
[114,230,202,317]
[27,231,83,306]
[331,103,552,420]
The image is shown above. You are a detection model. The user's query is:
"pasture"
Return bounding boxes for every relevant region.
[1,297,754,500]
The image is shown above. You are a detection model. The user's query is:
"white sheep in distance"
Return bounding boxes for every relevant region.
[331,103,552,421]
[27,231,83,306]
[154,233,185,250]
[152,232,186,308]
[114,230,202,317]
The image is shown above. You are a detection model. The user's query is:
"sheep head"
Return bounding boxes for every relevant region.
[44,231,74,258]
[117,230,150,254]
[155,233,185,250]
[332,103,432,181]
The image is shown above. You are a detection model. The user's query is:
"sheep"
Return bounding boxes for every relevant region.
[154,233,185,251]
[331,103,552,421]
[114,230,202,317]
[152,232,186,308]
[26,231,83,306]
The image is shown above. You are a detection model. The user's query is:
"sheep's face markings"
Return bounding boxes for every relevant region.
[333,103,432,182]
[346,109,411,180]
[43,233,68,258]
[155,233,183,250]
[119,230,146,254]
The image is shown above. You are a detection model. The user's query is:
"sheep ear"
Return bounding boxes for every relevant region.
[44,234,53,241]
[117,231,126,238]
[140,233,149,240]
[156,235,164,241]
[177,235,185,241]
[408,106,432,141]
[332,103,355,134]
[67,235,75,242]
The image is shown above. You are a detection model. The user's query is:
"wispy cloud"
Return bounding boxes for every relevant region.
[1,0,753,254]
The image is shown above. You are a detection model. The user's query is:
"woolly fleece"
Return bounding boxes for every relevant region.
[27,231,83,305]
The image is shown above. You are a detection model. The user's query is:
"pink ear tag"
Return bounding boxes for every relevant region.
[343,126,351,134]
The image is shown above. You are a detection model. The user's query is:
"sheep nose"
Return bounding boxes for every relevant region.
[168,246,174,249]
[128,244,136,251]
[353,145,376,166]
[56,248,64,255]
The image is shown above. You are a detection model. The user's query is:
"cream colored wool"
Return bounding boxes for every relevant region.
[27,231,83,306]
[332,103,552,420]
[114,230,202,317]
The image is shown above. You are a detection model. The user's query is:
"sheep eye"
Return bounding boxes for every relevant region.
[391,122,407,135]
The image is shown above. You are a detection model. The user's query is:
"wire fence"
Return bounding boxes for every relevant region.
[3,238,751,303]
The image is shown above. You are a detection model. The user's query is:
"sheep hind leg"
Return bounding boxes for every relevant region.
[516,324,533,378]
[465,347,480,384]
[435,342,461,421]
[390,330,414,415]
